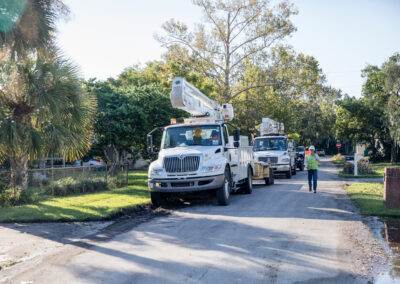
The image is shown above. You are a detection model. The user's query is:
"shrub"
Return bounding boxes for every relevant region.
[0,188,21,207]
[0,186,44,207]
[343,162,354,174]
[333,154,345,162]
[45,177,108,196]
[357,158,374,175]
[46,177,78,196]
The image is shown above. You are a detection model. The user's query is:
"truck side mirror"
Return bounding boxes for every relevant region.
[147,134,153,154]
[233,129,240,148]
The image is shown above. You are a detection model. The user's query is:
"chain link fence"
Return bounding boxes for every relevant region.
[0,165,129,198]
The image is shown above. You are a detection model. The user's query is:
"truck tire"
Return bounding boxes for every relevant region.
[151,192,166,207]
[242,166,253,194]
[286,166,292,179]
[271,169,275,184]
[265,168,274,185]
[300,163,304,171]
[292,164,297,175]
[217,167,231,205]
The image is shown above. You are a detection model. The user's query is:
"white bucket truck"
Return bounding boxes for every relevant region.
[253,118,297,178]
[147,78,254,206]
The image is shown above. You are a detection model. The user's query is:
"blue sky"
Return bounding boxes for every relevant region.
[57,0,400,98]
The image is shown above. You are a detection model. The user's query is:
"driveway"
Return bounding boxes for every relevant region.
[1,157,386,283]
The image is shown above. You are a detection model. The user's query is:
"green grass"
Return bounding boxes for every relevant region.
[0,171,150,223]
[370,162,400,177]
[345,182,400,217]
[338,173,382,178]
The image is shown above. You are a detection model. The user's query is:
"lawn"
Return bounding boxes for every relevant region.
[345,182,400,217]
[371,162,400,177]
[0,171,151,222]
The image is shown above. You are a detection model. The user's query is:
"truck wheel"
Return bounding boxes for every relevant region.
[151,192,166,207]
[286,166,292,179]
[243,166,253,194]
[300,164,304,171]
[292,164,297,175]
[217,167,231,205]
[265,169,274,185]
[270,169,275,184]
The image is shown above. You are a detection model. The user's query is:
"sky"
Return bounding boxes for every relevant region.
[57,0,400,98]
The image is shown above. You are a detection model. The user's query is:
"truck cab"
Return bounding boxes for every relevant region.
[253,118,297,178]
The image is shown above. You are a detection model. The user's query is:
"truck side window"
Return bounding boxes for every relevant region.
[224,125,229,145]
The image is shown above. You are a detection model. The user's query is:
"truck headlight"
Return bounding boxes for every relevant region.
[281,157,290,163]
[150,168,165,176]
[200,164,223,173]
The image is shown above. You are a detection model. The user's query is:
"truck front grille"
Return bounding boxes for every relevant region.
[259,156,278,164]
[164,155,200,173]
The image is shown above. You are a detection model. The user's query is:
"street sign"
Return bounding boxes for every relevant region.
[336,143,342,148]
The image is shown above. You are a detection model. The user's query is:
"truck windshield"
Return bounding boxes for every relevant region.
[253,137,287,151]
[163,125,222,148]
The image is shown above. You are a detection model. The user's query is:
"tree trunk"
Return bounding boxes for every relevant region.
[10,153,29,190]
[391,142,399,164]
[104,145,121,177]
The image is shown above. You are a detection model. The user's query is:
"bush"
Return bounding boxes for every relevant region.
[45,177,108,196]
[0,188,21,207]
[0,187,43,207]
[357,158,374,175]
[333,154,345,162]
[343,162,354,174]
[45,177,78,196]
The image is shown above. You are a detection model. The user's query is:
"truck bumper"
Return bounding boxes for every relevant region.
[271,164,290,173]
[148,174,225,192]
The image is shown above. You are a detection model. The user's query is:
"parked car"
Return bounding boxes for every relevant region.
[73,159,106,167]
[316,149,325,156]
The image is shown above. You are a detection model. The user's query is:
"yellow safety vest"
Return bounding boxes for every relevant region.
[306,155,318,170]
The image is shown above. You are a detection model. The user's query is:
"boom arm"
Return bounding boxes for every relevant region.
[170,77,233,121]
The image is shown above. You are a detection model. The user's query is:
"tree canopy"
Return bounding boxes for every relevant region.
[157,0,297,102]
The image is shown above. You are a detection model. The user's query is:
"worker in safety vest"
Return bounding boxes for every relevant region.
[305,145,320,193]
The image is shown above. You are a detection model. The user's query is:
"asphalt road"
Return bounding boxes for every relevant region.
[4,157,385,283]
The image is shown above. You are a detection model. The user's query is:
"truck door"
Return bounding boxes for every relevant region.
[223,125,230,162]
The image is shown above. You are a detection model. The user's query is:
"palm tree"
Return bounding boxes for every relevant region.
[0,0,68,57]
[0,0,93,190]
[0,49,95,189]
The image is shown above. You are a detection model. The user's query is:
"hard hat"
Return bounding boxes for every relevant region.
[309,145,315,151]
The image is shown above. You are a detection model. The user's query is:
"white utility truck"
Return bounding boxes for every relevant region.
[147,77,254,206]
[253,118,296,178]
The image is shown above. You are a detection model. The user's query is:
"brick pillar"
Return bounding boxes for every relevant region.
[384,167,400,209]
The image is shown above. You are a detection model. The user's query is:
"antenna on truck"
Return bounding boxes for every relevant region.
[170,77,233,122]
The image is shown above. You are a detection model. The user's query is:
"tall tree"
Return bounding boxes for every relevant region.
[157,0,297,102]
[233,46,340,150]
[361,53,400,162]
[86,66,187,174]
[0,51,95,189]
[383,53,400,161]
[0,1,95,189]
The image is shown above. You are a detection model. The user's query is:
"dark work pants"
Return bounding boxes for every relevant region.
[308,169,318,191]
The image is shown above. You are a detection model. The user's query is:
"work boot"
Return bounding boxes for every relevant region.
[314,190,317,194]
[309,187,312,192]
